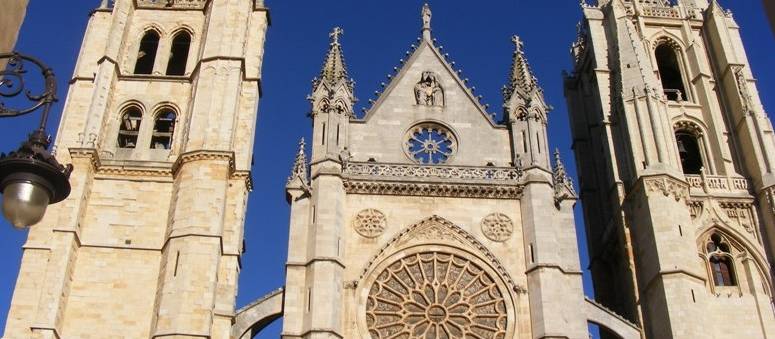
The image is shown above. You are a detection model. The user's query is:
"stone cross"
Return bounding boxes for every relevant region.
[512,35,524,53]
[330,27,343,45]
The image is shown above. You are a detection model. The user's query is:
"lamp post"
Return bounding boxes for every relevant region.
[0,52,72,229]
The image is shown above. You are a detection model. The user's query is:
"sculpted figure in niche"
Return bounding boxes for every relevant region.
[414,71,444,107]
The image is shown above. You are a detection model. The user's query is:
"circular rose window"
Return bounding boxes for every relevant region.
[404,123,457,165]
[366,251,508,339]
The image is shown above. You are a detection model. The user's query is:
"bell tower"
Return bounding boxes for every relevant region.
[3,1,268,338]
[565,0,775,337]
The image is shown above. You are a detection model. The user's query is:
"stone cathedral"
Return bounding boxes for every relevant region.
[3,1,775,339]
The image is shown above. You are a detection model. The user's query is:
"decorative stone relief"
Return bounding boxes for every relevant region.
[344,162,521,182]
[353,209,387,238]
[343,181,523,200]
[720,201,756,238]
[366,251,508,339]
[481,213,514,242]
[687,200,703,220]
[414,71,444,107]
[733,65,755,115]
[644,176,688,201]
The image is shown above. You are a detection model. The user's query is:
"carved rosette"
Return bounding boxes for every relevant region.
[480,213,514,242]
[366,251,508,339]
[354,209,387,238]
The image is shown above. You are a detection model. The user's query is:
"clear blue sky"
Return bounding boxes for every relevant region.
[1,1,773,337]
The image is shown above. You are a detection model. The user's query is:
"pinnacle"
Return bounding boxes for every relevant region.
[316,27,352,88]
[504,35,540,102]
[287,138,308,185]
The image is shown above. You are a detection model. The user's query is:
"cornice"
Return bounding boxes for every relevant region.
[68,148,252,189]
[343,180,523,200]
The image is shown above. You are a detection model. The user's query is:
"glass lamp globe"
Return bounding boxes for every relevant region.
[2,180,51,229]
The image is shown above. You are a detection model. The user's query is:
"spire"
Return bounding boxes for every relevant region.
[287,138,308,186]
[314,27,353,90]
[421,3,432,42]
[553,149,577,206]
[503,35,540,102]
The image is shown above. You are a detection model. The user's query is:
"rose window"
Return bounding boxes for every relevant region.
[366,251,508,339]
[404,124,457,165]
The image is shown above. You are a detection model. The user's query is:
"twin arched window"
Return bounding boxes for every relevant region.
[117,106,177,150]
[705,233,737,287]
[655,41,687,101]
[133,29,192,76]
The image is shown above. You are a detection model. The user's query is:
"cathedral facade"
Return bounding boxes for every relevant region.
[2,1,775,339]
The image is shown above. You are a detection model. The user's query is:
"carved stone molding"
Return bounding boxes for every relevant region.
[344,162,521,183]
[352,209,387,238]
[480,213,514,242]
[644,176,689,201]
[69,148,252,188]
[136,0,209,10]
[343,181,523,200]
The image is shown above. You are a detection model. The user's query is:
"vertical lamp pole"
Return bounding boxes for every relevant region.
[0,52,72,229]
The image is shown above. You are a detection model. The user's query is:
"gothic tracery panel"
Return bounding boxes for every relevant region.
[404,123,457,165]
[366,251,508,339]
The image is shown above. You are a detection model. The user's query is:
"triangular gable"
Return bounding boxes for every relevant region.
[360,40,499,128]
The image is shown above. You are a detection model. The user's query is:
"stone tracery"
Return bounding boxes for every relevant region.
[366,251,508,339]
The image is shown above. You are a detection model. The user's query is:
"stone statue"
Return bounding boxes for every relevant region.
[414,71,444,106]
[422,4,432,30]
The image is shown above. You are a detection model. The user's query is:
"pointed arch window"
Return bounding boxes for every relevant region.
[675,131,703,174]
[150,109,176,150]
[134,30,160,75]
[655,43,687,101]
[705,233,737,287]
[118,107,143,148]
[166,31,191,76]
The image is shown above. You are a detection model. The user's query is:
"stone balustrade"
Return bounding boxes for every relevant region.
[685,174,751,194]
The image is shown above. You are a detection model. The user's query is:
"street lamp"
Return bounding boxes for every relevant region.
[0,53,72,229]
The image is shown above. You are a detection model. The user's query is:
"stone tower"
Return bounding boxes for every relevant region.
[565,0,775,338]
[279,5,611,339]
[2,1,268,338]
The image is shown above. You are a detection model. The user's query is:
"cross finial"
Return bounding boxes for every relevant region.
[330,27,344,45]
[511,35,524,53]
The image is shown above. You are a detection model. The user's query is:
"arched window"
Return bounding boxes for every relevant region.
[166,31,191,76]
[150,109,176,150]
[675,131,703,174]
[705,233,736,287]
[118,107,142,148]
[655,43,687,101]
[134,30,160,75]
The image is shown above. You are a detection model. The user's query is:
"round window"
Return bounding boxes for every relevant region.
[404,123,457,165]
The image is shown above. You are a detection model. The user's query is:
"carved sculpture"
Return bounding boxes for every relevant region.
[414,71,444,107]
